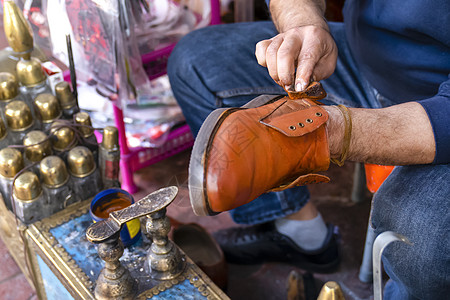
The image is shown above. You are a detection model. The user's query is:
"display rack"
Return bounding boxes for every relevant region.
[117,0,221,193]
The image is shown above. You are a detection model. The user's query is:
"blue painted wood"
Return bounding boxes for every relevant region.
[49,213,105,282]
[37,254,75,300]
[42,212,214,298]
[49,213,147,283]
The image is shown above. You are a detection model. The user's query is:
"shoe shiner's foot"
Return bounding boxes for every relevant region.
[213,222,340,273]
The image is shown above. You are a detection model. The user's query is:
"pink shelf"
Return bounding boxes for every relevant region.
[118,0,220,192]
[123,124,194,172]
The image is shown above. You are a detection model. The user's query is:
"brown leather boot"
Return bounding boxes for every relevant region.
[189,83,331,216]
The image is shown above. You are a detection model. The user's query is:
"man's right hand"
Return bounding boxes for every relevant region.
[255,24,338,92]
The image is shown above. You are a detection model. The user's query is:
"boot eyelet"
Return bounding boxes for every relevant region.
[306,119,313,123]
[298,123,305,128]
[315,112,322,117]
[289,125,296,130]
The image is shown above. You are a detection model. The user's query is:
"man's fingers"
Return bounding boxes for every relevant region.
[265,36,284,84]
[295,44,321,91]
[255,39,271,67]
[256,26,338,90]
[311,48,338,84]
[277,36,302,87]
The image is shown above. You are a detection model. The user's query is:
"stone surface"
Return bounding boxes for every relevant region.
[0,238,21,283]
[0,272,36,300]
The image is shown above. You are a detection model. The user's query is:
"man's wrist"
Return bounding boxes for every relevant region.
[270,0,327,33]
[276,14,329,32]
[276,16,329,34]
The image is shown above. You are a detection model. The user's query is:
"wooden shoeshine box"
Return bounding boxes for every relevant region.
[0,197,229,300]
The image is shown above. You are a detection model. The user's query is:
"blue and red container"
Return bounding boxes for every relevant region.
[90,188,141,247]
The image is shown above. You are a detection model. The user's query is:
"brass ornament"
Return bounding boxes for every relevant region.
[50,120,75,151]
[16,57,46,87]
[93,239,137,300]
[317,281,346,300]
[13,171,42,201]
[0,72,18,101]
[40,156,69,188]
[55,81,75,109]
[3,0,33,58]
[67,146,96,177]
[102,126,119,150]
[0,147,23,178]
[146,208,185,280]
[23,130,52,162]
[5,100,33,130]
[34,93,62,123]
[86,187,179,299]
[74,112,94,137]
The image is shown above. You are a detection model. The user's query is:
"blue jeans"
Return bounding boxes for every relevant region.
[372,164,450,300]
[168,21,384,224]
[168,22,450,299]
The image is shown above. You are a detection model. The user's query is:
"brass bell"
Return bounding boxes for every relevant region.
[102,126,119,150]
[34,93,62,123]
[3,0,34,59]
[23,130,52,162]
[67,146,96,178]
[55,81,76,109]
[4,100,33,130]
[13,171,42,201]
[74,112,94,137]
[0,72,18,101]
[16,57,46,87]
[50,120,75,151]
[40,156,69,188]
[0,147,23,178]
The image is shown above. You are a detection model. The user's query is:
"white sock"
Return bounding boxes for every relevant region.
[275,213,328,251]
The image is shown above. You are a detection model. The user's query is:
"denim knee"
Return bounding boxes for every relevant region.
[168,27,228,134]
[168,27,212,75]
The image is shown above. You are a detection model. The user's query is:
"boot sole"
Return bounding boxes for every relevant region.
[189,95,284,216]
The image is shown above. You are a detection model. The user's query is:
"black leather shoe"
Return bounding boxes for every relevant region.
[213,222,340,273]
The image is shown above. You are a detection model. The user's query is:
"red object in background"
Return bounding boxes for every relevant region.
[364,164,395,193]
[64,0,115,89]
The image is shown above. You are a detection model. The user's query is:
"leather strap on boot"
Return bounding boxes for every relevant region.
[260,103,327,137]
[260,99,331,190]
[269,174,330,192]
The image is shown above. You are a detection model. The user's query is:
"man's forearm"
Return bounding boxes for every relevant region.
[324,103,436,165]
[270,0,327,32]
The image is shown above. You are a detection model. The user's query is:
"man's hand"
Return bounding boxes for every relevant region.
[255,24,337,92]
